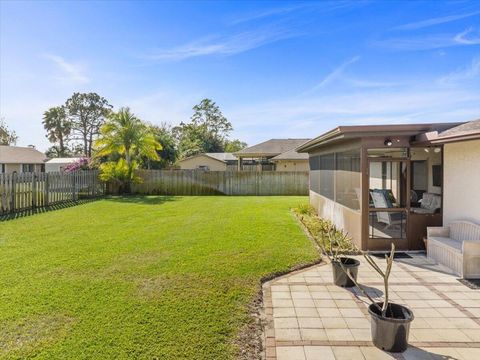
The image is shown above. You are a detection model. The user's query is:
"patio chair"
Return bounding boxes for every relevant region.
[370,189,404,229]
[411,192,441,214]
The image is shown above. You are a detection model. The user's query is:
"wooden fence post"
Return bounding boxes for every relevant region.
[32,173,37,208]
[11,172,16,212]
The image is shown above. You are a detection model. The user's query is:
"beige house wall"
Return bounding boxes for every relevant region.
[443,140,480,225]
[310,190,363,249]
[178,156,227,171]
[275,160,309,172]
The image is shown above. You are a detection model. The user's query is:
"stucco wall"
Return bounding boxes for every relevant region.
[310,190,363,249]
[178,156,227,171]
[443,140,480,225]
[45,163,68,172]
[275,160,309,172]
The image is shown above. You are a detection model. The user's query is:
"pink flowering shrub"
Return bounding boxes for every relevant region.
[64,158,92,172]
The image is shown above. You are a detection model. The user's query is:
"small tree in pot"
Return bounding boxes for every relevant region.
[315,224,360,287]
[340,243,414,353]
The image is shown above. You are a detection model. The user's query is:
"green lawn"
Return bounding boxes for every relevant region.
[0,196,317,359]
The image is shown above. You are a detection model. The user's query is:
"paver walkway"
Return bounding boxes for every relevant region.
[263,254,480,359]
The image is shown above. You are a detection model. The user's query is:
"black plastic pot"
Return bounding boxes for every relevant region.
[368,302,414,353]
[331,257,360,287]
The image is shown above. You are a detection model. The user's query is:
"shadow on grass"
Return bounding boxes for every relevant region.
[0,198,102,222]
[103,195,178,205]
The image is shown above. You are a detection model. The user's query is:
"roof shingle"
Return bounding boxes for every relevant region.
[0,145,47,164]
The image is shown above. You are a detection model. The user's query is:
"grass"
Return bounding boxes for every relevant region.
[0,196,317,359]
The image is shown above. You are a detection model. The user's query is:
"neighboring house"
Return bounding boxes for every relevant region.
[177,153,237,171]
[0,145,46,173]
[270,148,309,172]
[234,139,310,171]
[297,121,477,252]
[45,157,83,172]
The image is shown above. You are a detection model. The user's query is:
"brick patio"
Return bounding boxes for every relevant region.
[263,255,480,359]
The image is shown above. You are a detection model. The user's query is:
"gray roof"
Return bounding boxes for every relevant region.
[235,139,310,157]
[205,153,237,162]
[0,145,47,164]
[433,119,480,143]
[271,148,309,161]
[179,152,237,164]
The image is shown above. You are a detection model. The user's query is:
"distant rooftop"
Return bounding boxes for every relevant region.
[0,145,46,164]
[179,153,237,163]
[45,157,85,164]
[270,148,309,161]
[204,153,237,162]
[235,139,310,157]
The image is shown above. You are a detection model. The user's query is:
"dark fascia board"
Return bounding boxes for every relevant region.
[297,123,464,153]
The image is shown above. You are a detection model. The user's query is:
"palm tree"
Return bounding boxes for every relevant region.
[42,106,71,156]
[94,107,161,192]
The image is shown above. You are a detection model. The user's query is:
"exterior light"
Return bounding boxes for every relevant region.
[434,148,441,153]
[424,148,430,153]
[384,139,393,147]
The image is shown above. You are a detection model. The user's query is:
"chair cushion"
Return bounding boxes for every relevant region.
[420,193,441,211]
[429,236,463,253]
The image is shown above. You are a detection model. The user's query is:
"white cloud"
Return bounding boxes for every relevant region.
[373,28,480,51]
[454,27,480,45]
[142,27,297,61]
[229,5,304,25]
[305,56,360,93]
[393,11,480,31]
[438,57,480,84]
[226,83,480,145]
[43,54,90,84]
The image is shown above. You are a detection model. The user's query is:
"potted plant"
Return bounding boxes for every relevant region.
[315,224,360,287]
[340,243,414,353]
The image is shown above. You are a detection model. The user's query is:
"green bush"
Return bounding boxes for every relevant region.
[293,204,354,253]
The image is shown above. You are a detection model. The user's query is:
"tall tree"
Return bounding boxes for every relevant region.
[145,123,178,169]
[94,107,162,192]
[0,118,18,145]
[42,106,72,156]
[224,139,247,152]
[174,98,234,158]
[65,92,112,157]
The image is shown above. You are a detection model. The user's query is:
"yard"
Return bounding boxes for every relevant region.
[0,196,317,359]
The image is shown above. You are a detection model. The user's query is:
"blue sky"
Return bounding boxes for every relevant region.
[1,0,479,151]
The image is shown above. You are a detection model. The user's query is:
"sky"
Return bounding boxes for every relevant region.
[1,0,479,152]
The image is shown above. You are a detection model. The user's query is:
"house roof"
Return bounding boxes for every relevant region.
[178,152,237,164]
[270,148,309,161]
[46,157,84,164]
[0,145,47,164]
[234,139,310,157]
[204,153,237,162]
[297,123,463,153]
[427,119,480,144]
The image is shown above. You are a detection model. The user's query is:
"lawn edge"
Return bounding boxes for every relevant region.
[236,209,322,360]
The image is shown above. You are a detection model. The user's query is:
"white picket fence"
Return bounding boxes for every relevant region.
[0,170,104,215]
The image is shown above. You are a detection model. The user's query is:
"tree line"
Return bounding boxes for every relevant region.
[41,93,246,165]
[1,93,247,192]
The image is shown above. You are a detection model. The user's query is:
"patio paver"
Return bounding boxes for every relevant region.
[263,254,480,359]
